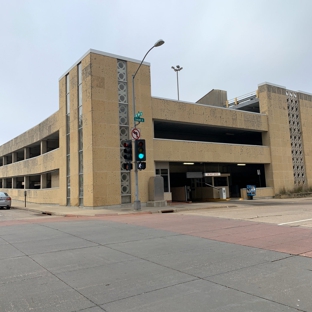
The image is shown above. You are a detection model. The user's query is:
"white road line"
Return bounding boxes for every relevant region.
[278,218,312,225]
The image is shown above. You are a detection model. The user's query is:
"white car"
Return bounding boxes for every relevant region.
[0,192,11,209]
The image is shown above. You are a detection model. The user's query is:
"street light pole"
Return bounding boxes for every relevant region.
[132,39,165,211]
[171,65,183,101]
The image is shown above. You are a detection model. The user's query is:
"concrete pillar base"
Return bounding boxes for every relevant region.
[146,200,167,207]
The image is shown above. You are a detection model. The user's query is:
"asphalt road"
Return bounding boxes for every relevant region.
[1,204,312,311]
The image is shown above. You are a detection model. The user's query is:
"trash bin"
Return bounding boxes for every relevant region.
[219,187,226,199]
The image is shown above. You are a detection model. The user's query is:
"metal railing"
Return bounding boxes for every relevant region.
[227,91,257,107]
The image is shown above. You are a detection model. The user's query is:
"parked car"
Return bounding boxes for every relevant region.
[0,192,11,209]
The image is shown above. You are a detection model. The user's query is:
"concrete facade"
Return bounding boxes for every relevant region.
[1,49,312,208]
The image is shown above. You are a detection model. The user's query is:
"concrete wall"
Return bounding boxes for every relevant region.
[0,149,60,177]
[240,187,274,199]
[51,171,59,188]
[153,139,271,164]
[61,52,155,207]
[196,89,227,107]
[258,84,294,194]
[58,74,66,205]
[298,92,312,188]
[87,53,120,207]
[0,112,59,156]
[6,188,60,204]
[152,97,268,132]
[0,112,61,205]
[56,51,156,207]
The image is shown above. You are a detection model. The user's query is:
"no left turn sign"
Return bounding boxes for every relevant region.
[131,128,141,140]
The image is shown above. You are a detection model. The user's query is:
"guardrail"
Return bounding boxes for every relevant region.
[227,91,257,107]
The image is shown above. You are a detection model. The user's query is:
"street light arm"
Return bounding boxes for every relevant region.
[133,39,165,79]
[133,46,154,79]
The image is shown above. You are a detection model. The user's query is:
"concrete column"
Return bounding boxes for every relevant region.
[12,178,17,188]
[3,156,7,165]
[41,140,47,154]
[12,152,17,163]
[258,83,293,193]
[24,147,30,159]
[3,178,7,188]
[41,174,47,189]
[24,176,29,189]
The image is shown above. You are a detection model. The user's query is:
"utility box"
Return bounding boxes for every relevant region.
[219,187,226,199]
[148,176,164,201]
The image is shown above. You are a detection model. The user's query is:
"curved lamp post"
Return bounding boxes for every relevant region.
[132,39,165,210]
[171,65,183,101]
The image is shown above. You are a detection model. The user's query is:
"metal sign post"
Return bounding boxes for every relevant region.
[257,169,261,187]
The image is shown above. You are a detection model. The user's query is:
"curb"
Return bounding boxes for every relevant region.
[12,203,239,218]
[163,205,238,213]
[13,206,156,218]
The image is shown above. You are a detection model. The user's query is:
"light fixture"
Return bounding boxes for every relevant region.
[154,39,165,47]
[183,162,194,165]
[237,164,246,166]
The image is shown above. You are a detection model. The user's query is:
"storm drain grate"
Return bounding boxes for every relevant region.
[42,212,52,216]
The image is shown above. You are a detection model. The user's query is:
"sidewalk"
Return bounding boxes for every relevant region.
[12,199,240,217]
[12,196,312,218]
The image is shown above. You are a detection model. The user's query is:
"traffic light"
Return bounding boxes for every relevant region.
[137,162,146,170]
[123,140,133,162]
[123,163,133,171]
[135,139,146,161]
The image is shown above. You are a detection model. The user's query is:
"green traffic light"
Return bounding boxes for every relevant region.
[135,139,146,161]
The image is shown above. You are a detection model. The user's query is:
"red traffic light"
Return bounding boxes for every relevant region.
[124,141,132,148]
[123,163,133,171]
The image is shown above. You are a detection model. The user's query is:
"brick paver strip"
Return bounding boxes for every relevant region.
[101,214,312,258]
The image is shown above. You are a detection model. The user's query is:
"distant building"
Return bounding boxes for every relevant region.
[1,49,311,207]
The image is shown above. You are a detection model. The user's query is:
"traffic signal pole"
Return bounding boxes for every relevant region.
[132,74,140,211]
[131,39,165,211]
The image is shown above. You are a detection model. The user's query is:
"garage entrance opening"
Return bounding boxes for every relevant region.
[168,163,266,202]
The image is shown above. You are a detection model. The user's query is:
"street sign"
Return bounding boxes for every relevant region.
[134,117,145,122]
[131,128,141,140]
[204,172,221,177]
[134,111,144,123]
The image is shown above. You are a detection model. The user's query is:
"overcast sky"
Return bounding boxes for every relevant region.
[1,0,312,144]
